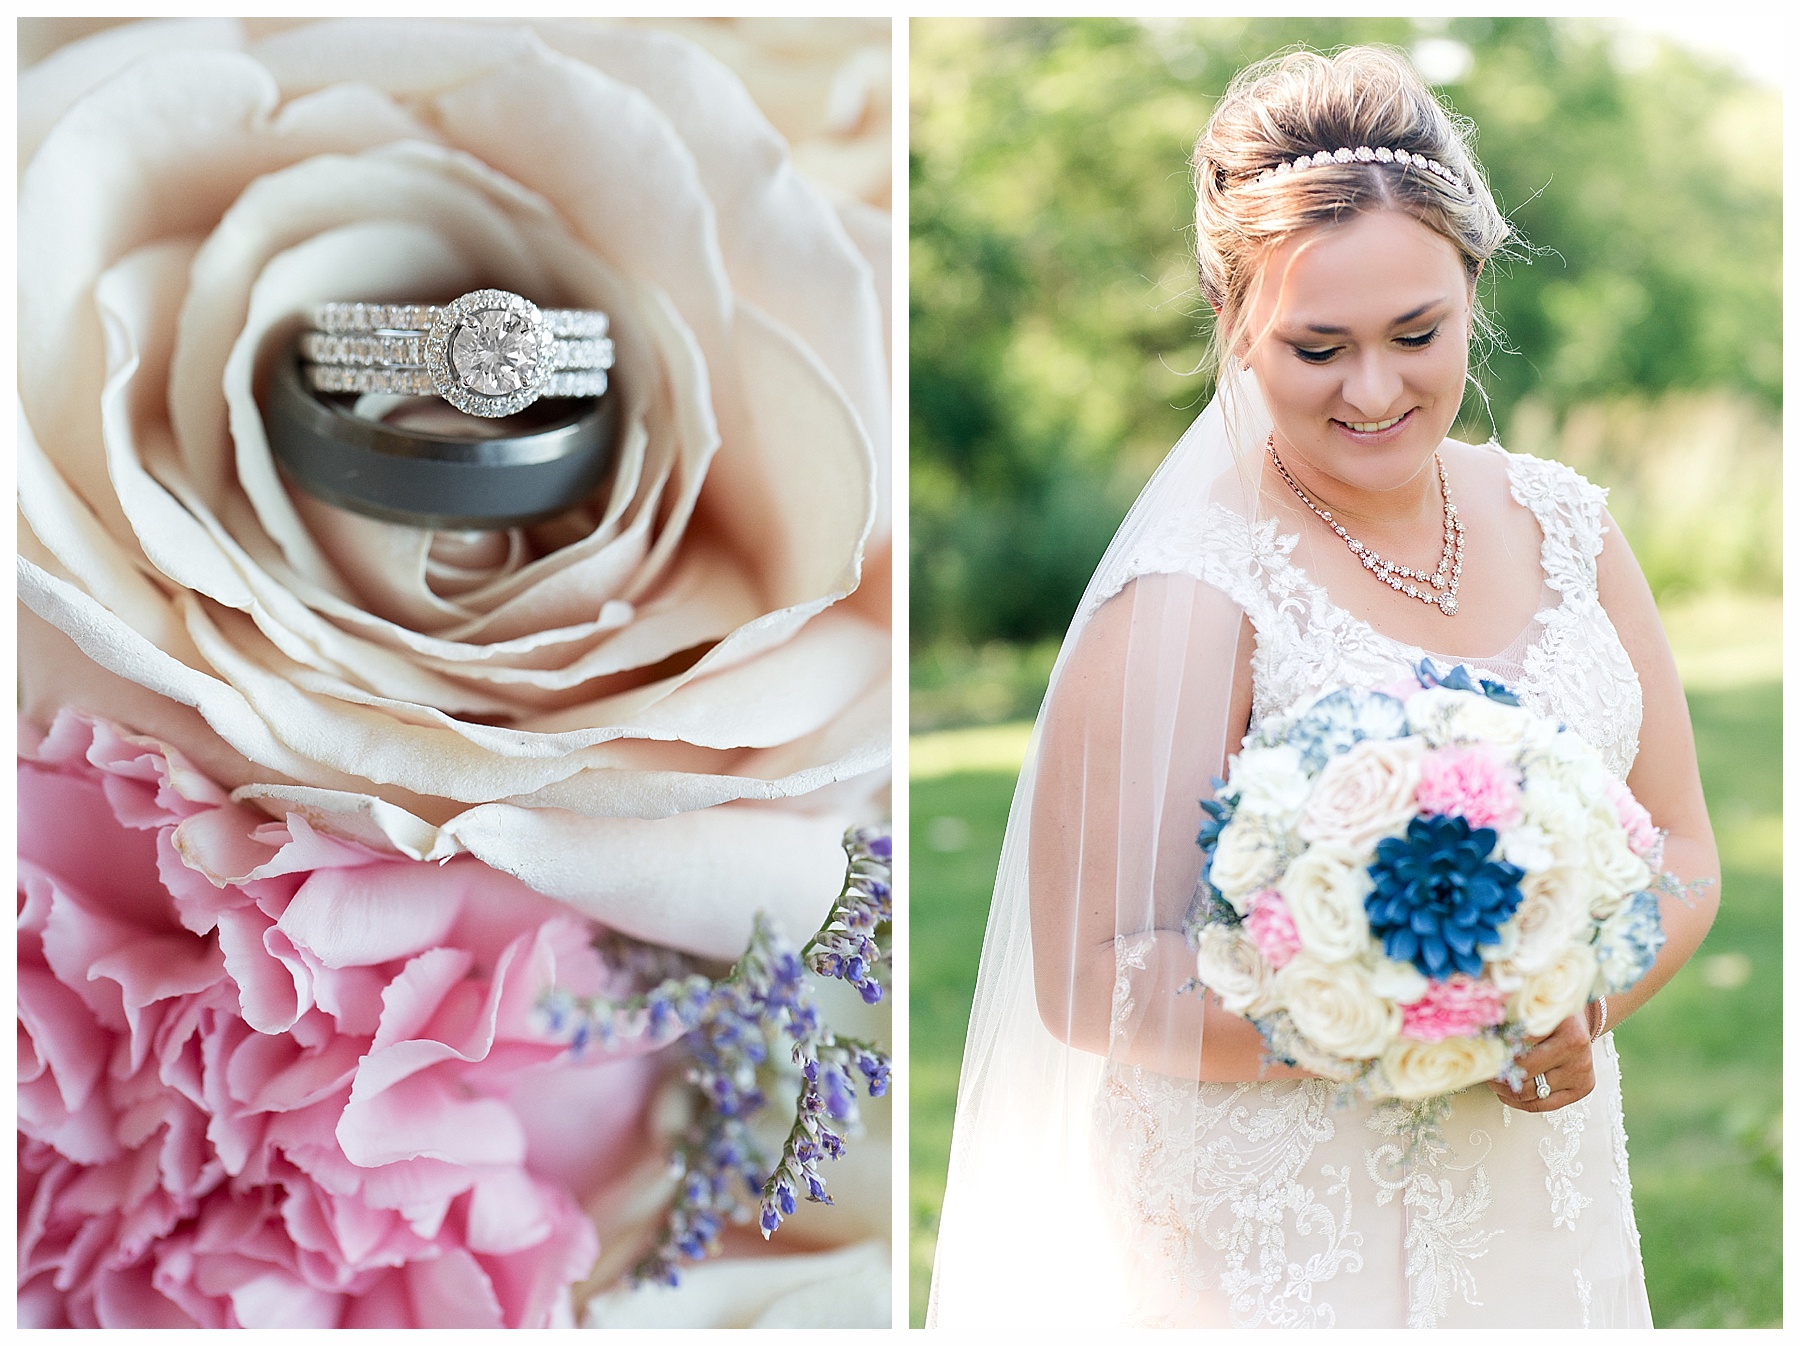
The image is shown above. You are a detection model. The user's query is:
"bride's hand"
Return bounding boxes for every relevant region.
[1487,1015,1595,1112]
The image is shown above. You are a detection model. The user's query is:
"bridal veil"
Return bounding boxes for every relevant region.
[928,368,1277,1326]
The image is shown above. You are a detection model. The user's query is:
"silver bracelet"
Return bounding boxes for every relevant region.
[1589,995,1609,1040]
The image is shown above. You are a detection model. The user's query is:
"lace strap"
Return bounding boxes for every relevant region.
[1504,451,1609,597]
[1092,502,1293,626]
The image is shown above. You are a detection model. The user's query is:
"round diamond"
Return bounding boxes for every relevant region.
[1438,593,1458,615]
[450,309,541,395]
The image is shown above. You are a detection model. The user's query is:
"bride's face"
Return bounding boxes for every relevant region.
[1239,208,1474,499]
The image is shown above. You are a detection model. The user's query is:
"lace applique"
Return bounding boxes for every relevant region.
[1198,1081,1363,1326]
[1541,1101,1592,1230]
[1600,1036,1647,1264]
[1575,1267,1593,1327]
[1093,1074,1363,1327]
[1364,1100,1498,1328]
[1109,934,1153,1050]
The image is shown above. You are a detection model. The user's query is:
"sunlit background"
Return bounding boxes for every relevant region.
[910,17,1780,1327]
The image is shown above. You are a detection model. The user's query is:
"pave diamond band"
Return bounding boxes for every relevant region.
[309,301,609,340]
[300,332,614,372]
[302,289,613,418]
[308,367,612,399]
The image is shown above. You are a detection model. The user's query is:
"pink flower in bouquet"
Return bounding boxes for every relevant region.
[1415,743,1523,833]
[1605,777,1659,858]
[18,711,661,1329]
[1243,889,1302,969]
[1399,974,1509,1043]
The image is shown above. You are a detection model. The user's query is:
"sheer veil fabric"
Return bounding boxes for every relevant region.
[927,366,1652,1327]
[927,370,1266,1326]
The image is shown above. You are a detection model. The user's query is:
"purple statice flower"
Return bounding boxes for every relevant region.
[538,825,894,1287]
[804,825,893,1005]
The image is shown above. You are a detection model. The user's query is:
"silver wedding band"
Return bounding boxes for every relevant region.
[302,289,613,418]
[1533,1074,1551,1101]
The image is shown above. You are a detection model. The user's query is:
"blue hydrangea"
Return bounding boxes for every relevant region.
[1593,889,1666,995]
[1283,687,1409,773]
[1365,816,1526,978]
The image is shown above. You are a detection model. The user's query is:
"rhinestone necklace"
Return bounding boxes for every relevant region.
[1266,435,1464,616]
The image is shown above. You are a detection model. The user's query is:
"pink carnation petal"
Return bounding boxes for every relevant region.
[407,1247,506,1328]
[277,862,465,970]
[216,907,311,1034]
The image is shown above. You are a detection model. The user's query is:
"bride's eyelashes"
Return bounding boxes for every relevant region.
[1289,324,1443,365]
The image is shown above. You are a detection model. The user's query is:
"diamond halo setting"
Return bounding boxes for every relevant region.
[425,290,557,418]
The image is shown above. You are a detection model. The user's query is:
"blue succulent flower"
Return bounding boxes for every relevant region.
[1365,815,1526,978]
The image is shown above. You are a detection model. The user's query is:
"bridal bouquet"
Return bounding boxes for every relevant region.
[1192,663,1668,1101]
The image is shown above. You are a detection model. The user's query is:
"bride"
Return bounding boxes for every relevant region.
[927,47,1719,1328]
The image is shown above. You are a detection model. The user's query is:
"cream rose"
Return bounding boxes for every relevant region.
[18,18,891,961]
[1297,736,1424,854]
[1495,866,1592,976]
[1195,925,1278,1018]
[1510,944,1600,1036]
[1584,805,1654,916]
[1275,954,1402,1060]
[1379,1034,1508,1100]
[1207,818,1284,910]
[1276,845,1373,963]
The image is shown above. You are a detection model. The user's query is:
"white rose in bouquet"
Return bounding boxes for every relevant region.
[1195,925,1278,1018]
[1276,955,1402,1061]
[1494,865,1592,978]
[1225,742,1310,829]
[1277,845,1374,964]
[1379,1033,1508,1101]
[1509,943,1599,1036]
[1207,818,1285,910]
[1296,735,1424,853]
[1583,804,1654,916]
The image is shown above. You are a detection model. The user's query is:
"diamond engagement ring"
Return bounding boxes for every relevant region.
[302,290,613,418]
[1534,1074,1551,1101]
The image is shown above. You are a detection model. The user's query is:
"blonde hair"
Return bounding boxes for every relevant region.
[1192,47,1511,369]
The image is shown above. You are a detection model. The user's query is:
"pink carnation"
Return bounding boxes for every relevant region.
[18,712,661,1328]
[1400,974,1509,1042]
[1415,743,1522,832]
[1244,889,1302,969]
[1605,777,1659,859]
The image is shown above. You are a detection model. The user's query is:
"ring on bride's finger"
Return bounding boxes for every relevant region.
[303,290,613,418]
[1534,1074,1551,1101]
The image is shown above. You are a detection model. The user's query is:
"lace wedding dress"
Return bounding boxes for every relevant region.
[1087,446,1653,1327]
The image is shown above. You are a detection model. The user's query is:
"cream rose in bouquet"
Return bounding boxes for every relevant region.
[1192,662,1671,1101]
[18,17,892,1330]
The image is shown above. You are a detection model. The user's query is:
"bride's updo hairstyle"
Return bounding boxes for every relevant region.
[1192,46,1511,367]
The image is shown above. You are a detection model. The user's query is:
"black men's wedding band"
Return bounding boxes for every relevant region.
[264,350,618,529]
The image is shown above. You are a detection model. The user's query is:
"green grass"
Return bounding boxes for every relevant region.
[908,681,1781,1327]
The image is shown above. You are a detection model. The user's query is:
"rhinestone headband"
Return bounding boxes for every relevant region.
[1256,145,1467,194]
